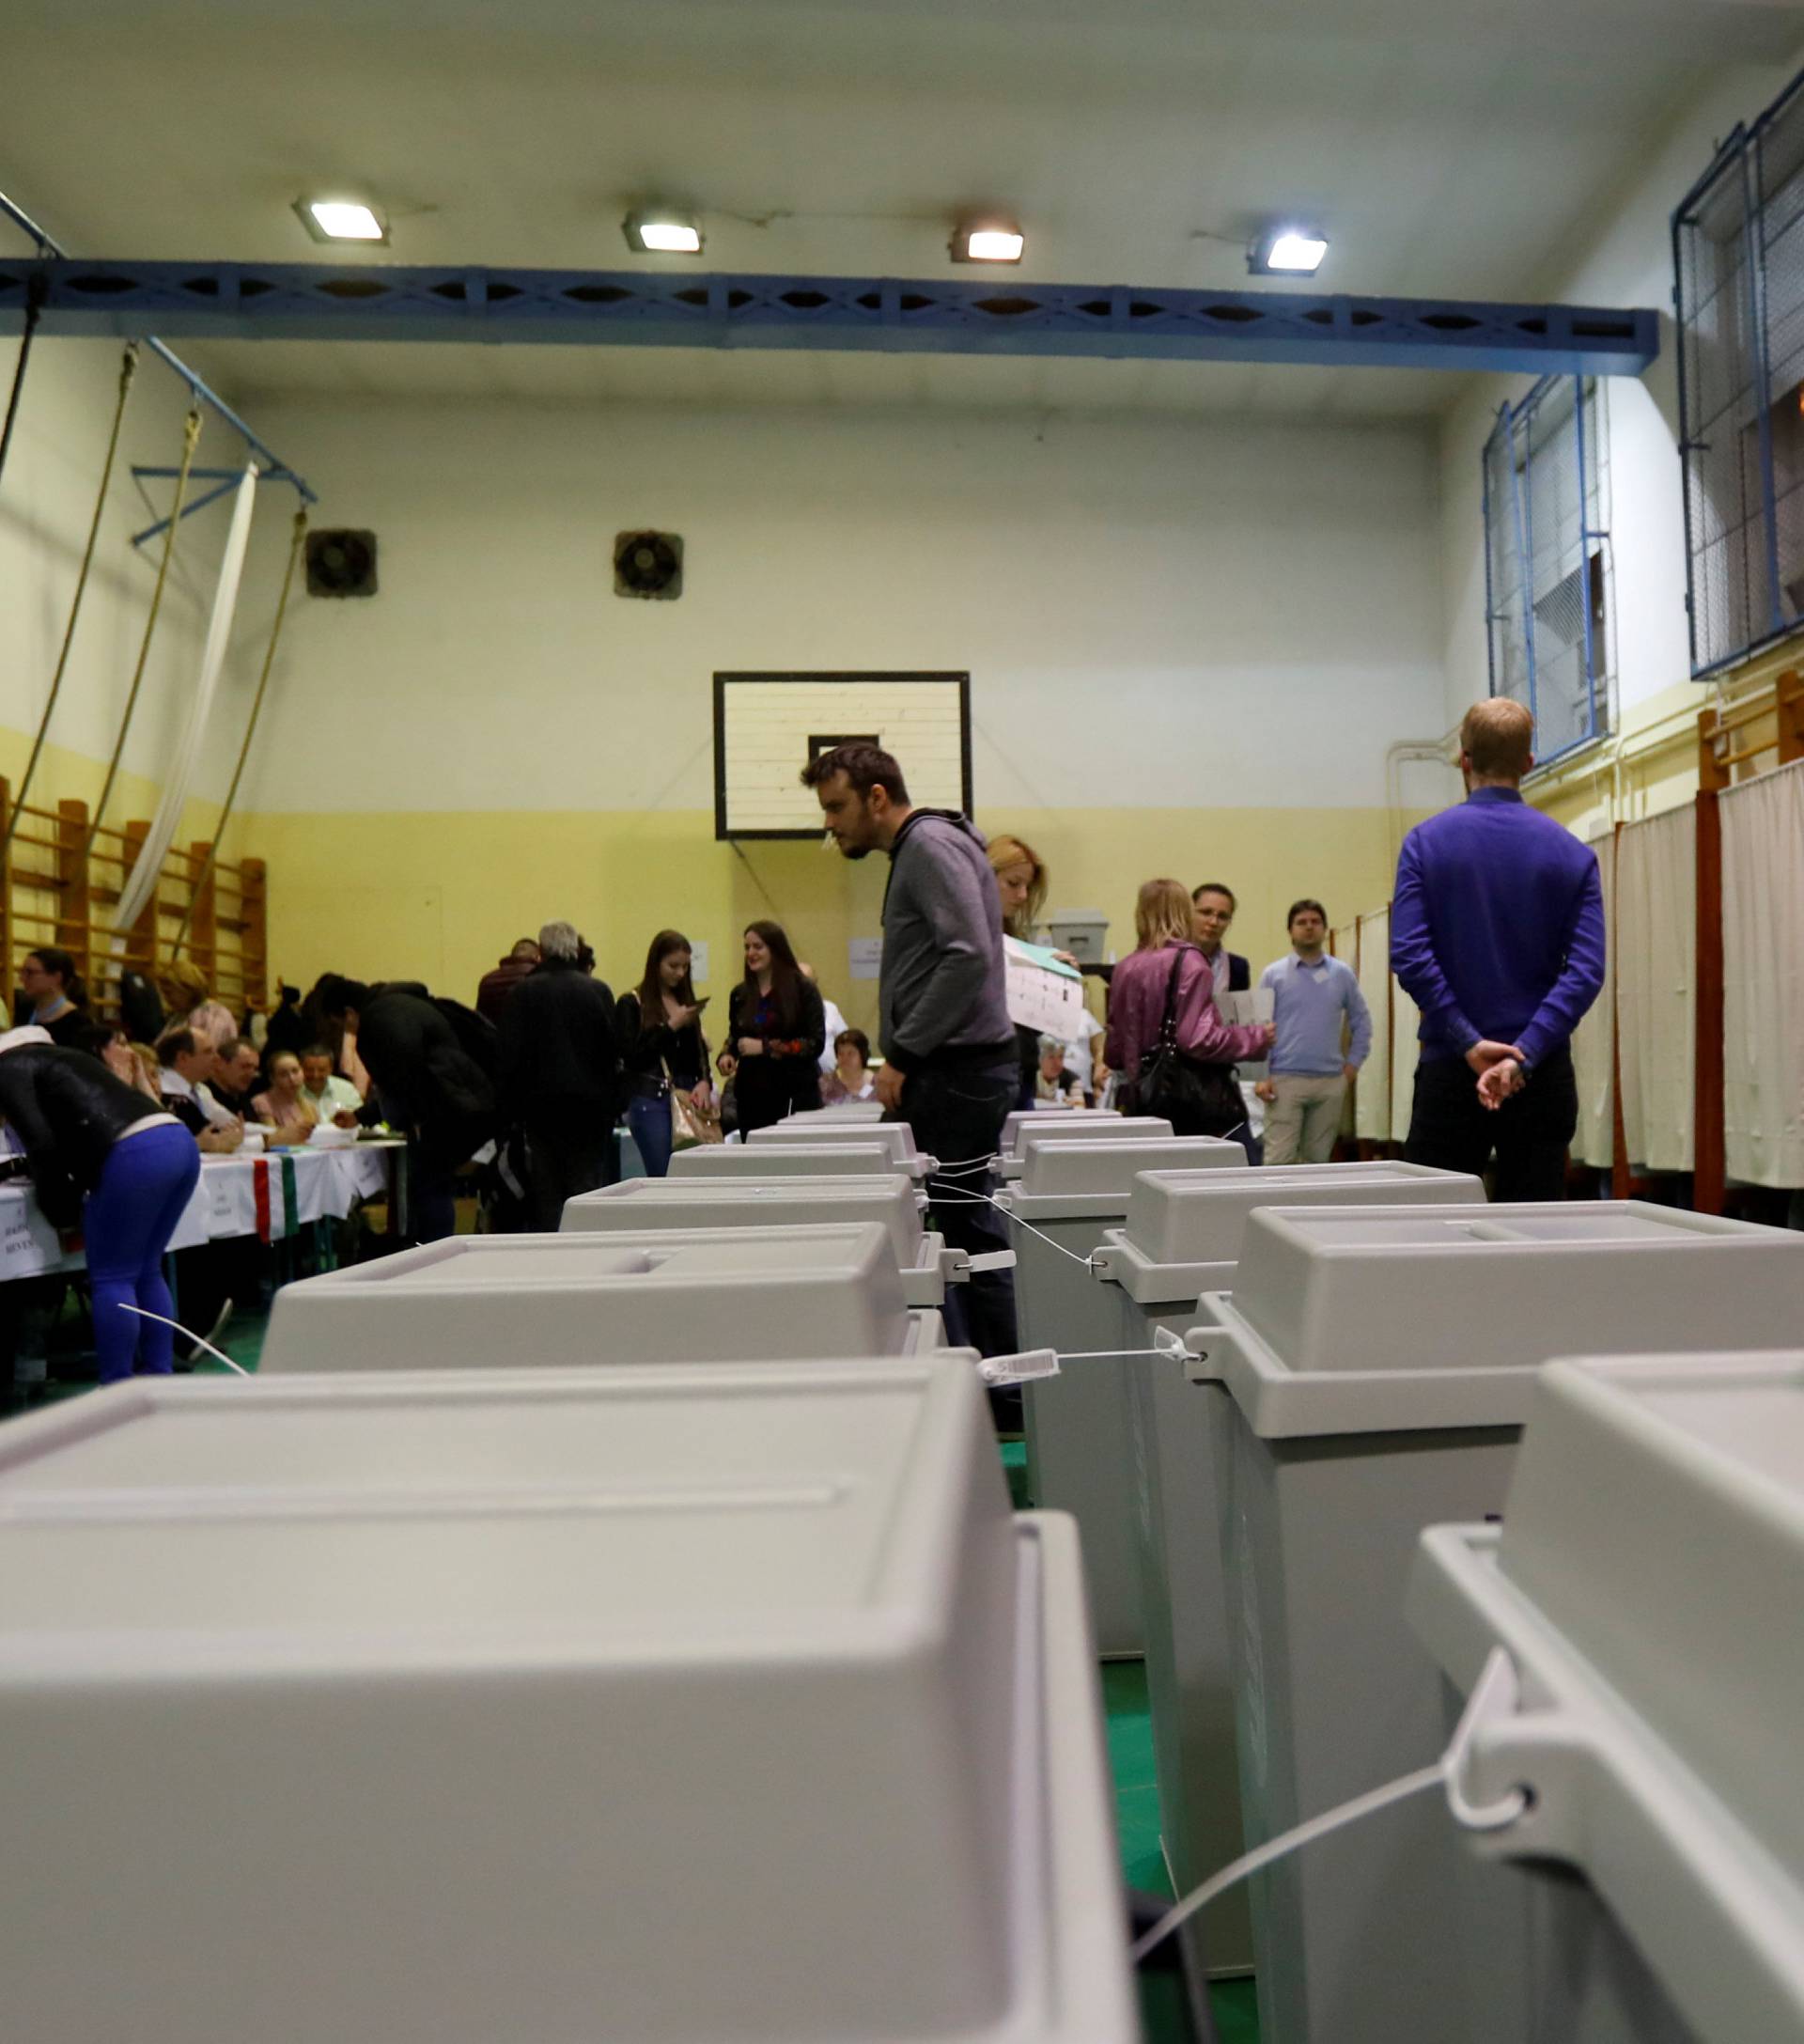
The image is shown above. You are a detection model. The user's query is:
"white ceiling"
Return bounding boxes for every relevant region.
[5,0,1802,418]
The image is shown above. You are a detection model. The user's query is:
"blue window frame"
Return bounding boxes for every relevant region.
[1674,66,1804,678]
[1483,374,1610,766]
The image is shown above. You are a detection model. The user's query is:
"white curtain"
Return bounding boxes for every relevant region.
[1570,832,1616,1169]
[1615,805,1696,1173]
[1389,972,1419,1146]
[114,466,257,940]
[1354,909,1392,1141]
[1721,759,1804,1187]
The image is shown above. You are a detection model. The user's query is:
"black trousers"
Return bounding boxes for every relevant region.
[901,1060,1019,1358]
[1405,1049,1578,1204]
[523,1116,617,1232]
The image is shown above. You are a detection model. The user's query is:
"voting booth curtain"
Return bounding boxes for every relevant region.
[1388,972,1419,1146]
[1354,909,1392,1142]
[1615,809,1696,1174]
[1720,759,1804,1188]
[1569,832,1616,1169]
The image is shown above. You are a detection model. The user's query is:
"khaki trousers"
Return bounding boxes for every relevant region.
[1263,1072,1346,1165]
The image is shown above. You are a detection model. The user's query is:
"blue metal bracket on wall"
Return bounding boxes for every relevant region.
[0,258,1660,377]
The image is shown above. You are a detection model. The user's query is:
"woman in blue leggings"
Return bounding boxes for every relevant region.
[0,1026,201,1384]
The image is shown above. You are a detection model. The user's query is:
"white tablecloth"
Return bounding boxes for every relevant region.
[0,1142,403,1283]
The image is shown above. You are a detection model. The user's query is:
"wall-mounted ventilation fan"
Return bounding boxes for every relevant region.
[614,529,683,601]
[306,529,379,599]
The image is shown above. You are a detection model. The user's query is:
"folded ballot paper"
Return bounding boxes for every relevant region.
[1004,936,1091,1040]
[1219,987,1276,1030]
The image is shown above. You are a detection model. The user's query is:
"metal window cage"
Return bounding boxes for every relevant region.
[1675,65,1804,678]
[1482,373,1610,766]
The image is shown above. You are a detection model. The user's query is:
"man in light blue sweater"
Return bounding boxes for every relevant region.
[1255,899,1372,1164]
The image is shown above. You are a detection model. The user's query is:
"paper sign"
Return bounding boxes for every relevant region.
[689,940,710,985]
[1004,936,1089,1041]
[848,937,883,981]
[1220,988,1275,1029]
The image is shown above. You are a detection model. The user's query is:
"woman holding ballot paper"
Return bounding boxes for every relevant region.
[1107,877,1274,1143]
[987,835,1107,1106]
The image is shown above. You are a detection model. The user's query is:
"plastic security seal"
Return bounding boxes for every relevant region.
[978,1349,1061,1386]
[942,1246,1019,1281]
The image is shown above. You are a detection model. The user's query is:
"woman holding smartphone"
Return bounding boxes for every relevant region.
[716,921,827,1137]
[617,930,713,1178]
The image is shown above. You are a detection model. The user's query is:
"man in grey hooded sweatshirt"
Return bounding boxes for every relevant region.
[804,741,1019,1356]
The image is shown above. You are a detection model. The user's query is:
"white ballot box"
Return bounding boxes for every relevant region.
[261,1223,947,1372]
[0,1357,1137,2044]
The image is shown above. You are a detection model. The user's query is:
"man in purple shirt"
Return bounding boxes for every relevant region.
[1391,699,1605,1201]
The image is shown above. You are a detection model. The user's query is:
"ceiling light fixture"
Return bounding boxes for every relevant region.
[950,218,1025,265]
[294,197,388,245]
[1248,225,1329,276]
[623,209,705,256]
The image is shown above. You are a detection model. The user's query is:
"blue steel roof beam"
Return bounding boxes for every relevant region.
[0,259,1660,378]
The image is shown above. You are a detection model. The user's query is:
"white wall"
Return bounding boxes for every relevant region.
[236,396,1448,817]
[1439,53,1804,732]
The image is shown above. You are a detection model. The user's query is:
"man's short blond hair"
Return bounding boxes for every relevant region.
[1461,698,1534,780]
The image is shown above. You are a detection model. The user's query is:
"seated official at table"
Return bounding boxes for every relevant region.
[156,1031,243,1153]
[299,1044,363,1128]
[253,1051,321,1145]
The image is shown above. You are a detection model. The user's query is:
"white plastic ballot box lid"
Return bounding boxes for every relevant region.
[998,1115,1175,1178]
[780,1100,888,1126]
[1002,1106,1128,1157]
[0,1360,1136,2044]
[260,1223,931,1375]
[1096,1161,1485,1303]
[670,1140,903,1180]
[1407,1354,1804,2043]
[750,1121,923,1167]
[562,1173,925,1265]
[1190,1201,1804,1436]
[1006,1137,1246,1217]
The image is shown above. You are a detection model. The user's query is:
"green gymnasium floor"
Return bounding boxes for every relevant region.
[1001,1439,1261,2044]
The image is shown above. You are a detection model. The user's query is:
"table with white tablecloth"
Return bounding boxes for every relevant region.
[0,1141,405,1284]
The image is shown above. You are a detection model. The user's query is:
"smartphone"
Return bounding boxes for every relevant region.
[692,996,712,1011]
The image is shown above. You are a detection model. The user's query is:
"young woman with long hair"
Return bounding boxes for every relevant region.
[616,930,714,1178]
[717,920,827,1136]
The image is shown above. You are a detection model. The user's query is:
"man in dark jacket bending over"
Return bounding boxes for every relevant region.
[322,977,499,1241]
[804,741,1019,1356]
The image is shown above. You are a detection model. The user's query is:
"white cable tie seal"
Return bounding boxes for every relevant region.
[978,1348,1061,1386]
[1442,1645,1534,1833]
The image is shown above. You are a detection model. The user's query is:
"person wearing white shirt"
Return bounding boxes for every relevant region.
[300,1044,364,1128]
[801,963,850,1076]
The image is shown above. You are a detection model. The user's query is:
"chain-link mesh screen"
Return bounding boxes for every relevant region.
[1484,376,1606,763]
[1675,79,1804,674]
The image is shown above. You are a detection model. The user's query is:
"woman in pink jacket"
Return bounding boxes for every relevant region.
[1106,878,1273,1142]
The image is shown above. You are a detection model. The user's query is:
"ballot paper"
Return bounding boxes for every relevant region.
[1004,936,1090,1040]
[1219,988,1275,1029]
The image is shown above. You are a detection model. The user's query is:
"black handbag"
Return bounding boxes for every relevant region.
[1128,946,1246,1138]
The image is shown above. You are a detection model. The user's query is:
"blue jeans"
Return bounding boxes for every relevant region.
[85,1123,201,1383]
[628,1093,675,1179]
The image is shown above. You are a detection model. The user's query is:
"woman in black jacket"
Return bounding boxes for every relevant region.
[717,921,827,1137]
[616,930,714,1178]
[0,1026,200,1383]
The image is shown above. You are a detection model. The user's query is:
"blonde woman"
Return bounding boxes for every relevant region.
[987,834,1047,942]
[1105,879,1272,1142]
[987,833,1108,1105]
